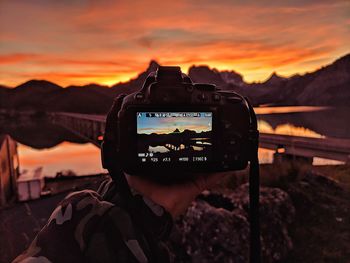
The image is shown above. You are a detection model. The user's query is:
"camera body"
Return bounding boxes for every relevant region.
[103,66,257,180]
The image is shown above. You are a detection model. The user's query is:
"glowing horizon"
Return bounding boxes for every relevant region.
[137,112,212,135]
[0,1,349,87]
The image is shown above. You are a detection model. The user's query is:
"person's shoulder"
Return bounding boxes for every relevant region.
[56,188,114,221]
[13,183,118,263]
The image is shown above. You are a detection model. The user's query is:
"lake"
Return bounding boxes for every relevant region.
[0,106,349,178]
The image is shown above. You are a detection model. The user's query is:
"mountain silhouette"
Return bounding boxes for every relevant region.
[189,65,228,87]
[110,60,159,96]
[219,70,244,86]
[264,72,287,86]
[189,65,244,88]
[0,54,349,113]
[197,54,350,106]
[15,80,62,91]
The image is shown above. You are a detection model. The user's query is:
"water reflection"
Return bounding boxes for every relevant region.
[149,146,170,153]
[0,118,106,178]
[258,148,345,165]
[255,106,330,115]
[0,119,86,149]
[258,148,275,164]
[255,106,349,165]
[258,120,324,138]
[17,142,105,177]
[257,107,350,139]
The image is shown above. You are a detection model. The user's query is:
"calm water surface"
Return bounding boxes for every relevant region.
[17,141,106,177]
[257,106,349,165]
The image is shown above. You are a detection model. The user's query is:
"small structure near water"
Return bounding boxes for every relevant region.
[0,135,20,206]
[17,167,45,201]
[1,134,47,204]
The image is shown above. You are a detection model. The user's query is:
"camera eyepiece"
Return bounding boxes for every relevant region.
[156,66,183,83]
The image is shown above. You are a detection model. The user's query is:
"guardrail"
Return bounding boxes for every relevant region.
[260,133,350,163]
[50,112,106,147]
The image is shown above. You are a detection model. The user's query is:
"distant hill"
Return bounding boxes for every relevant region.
[295,54,350,105]
[0,54,349,113]
[188,54,350,106]
[249,54,350,106]
[0,85,9,108]
[110,60,159,95]
[5,80,62,111]
[188,65,244,88]
[0,85,10,89]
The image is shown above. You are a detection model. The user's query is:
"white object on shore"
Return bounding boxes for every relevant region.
[17,167,45,201]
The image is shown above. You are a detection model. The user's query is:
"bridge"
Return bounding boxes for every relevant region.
[50,112,106,147]
[51,112,350,164]
[260,133,350,163]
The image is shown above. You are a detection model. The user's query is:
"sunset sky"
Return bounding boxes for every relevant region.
[137,112,212,134]
[0,0,349,87]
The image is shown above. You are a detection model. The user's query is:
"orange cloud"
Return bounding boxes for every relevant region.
[0,0,349,86]
[0,53,38,64]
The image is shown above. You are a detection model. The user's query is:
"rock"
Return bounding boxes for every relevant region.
[276,172,350,262]
[229,185,295,262]
[171,185,295,262]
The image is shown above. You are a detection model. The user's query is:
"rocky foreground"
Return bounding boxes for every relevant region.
[169,171,350,262]
[0,170,348,262]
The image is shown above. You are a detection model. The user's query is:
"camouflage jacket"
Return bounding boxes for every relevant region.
[13,178,173,263]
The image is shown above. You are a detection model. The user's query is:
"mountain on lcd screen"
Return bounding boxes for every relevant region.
[0,54,349,113]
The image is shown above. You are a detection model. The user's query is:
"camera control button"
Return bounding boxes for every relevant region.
[212,93,221,101]
[198,93,208,101]
[135,93,144,100]
[186,85,194,92]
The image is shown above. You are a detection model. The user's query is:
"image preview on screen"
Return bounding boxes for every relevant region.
[136,112,213,163]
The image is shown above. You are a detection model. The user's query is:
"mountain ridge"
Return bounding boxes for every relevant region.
[0,53,349,113]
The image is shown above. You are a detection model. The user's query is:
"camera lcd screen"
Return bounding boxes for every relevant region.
[137,112,213,164]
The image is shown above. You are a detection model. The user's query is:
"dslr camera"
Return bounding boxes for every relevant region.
[102,66,259,181]
[102,66,261,261]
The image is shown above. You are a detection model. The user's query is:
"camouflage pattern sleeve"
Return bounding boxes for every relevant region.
[12,178,174,263]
